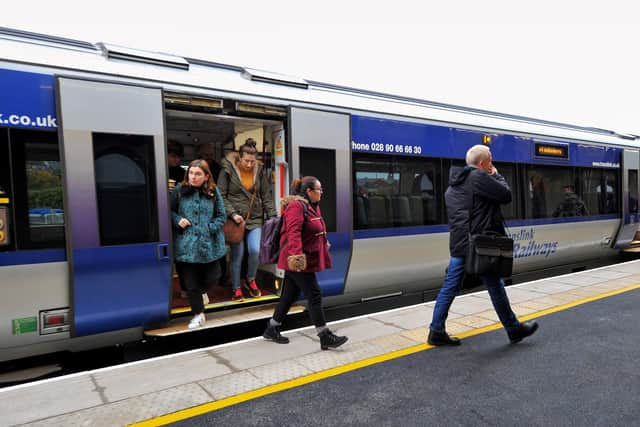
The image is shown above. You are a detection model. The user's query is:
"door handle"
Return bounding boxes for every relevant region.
[156,243,169,260]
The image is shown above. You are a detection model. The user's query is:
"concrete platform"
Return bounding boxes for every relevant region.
[2,261,640,426]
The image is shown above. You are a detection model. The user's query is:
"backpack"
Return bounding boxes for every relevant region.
[259,201,308,265]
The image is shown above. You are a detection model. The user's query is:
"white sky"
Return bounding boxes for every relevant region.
[3,1,639,135]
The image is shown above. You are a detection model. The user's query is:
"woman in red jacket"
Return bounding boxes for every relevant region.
[263,176,348,350]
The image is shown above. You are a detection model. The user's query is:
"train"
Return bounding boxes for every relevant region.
[1,27,639,363]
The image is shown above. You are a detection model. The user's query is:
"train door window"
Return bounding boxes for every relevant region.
[93,133,158,246]
[525,165,577,219]
[9,129,65,249]
[581,168,620,215]
[493,162,517,220]
[628,170,638,215]
[299,147,336,232]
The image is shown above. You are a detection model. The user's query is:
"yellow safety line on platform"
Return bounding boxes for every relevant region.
[130,283,640,427]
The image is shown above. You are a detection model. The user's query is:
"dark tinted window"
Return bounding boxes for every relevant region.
[353,153,442,229]
[493,162,517,220]
[93,133,158,246]
[299,147,336,232]
[0,129,12,250]
[628,170,638,215]
[9,129,65,249]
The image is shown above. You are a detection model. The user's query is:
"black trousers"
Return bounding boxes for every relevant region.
[176,260,221,314]
[273,271,326,328]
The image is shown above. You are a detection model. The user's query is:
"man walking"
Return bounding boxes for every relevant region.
[428,144,539,346]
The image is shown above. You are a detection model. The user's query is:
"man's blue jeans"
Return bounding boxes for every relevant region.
[430,257,520,332]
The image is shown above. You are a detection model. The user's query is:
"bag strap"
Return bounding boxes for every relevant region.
[245,190,257,222]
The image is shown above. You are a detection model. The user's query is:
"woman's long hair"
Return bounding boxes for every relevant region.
[181,159,217,197]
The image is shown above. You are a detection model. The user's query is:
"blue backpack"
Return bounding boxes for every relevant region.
[259,201,308,265]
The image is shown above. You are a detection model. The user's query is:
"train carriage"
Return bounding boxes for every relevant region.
[0,27,638,362]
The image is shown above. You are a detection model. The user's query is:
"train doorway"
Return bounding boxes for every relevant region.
[164,100,287,317]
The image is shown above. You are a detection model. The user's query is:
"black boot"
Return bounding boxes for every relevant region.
[263,323,289,344]
[507,320,539,343]
[319,329,348,350]
[428,329,461,346]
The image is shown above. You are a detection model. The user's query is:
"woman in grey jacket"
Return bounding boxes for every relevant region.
[171,159,226,328]
[218,139,277,301]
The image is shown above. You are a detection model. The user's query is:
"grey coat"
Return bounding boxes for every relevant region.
[217,152,277,230]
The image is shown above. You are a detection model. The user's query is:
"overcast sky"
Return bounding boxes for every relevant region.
[3,1,639,135]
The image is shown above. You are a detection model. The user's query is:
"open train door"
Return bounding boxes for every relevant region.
[56,77,171,336]
[613,148,640,249]
[289,108,352,296]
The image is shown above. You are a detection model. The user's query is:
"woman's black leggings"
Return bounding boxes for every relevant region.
[176,260,221,314]
[273,271,326,327]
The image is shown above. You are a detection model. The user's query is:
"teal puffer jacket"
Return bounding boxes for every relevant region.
[170,184,226,264]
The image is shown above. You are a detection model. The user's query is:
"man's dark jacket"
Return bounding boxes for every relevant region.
[446,166,512,257]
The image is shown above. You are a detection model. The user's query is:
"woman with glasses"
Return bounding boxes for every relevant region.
[218,138,277,301]
[263,176,348,350]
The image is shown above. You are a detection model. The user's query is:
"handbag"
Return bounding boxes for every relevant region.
[465,231,514,278]
[223,189,257,244]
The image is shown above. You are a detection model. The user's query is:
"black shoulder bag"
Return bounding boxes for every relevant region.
[464,194,514,279]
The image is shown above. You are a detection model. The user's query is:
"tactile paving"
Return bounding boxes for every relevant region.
[198,370,266,400]
[249,360,313,386]
[295,341,386,373]
[23,383,211,427]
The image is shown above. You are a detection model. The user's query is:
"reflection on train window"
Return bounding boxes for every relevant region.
[0,128,13,251]
[25,140,65,243]
[493,162,516,220]
[8,129,65,249]
[581,168,620,215]
[526,165,578,219]
[93,133,158,246]
[353,154,441,229]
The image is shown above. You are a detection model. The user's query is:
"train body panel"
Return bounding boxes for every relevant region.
[0,28,638,362]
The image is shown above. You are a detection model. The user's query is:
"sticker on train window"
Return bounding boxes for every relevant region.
[12,317,37,335]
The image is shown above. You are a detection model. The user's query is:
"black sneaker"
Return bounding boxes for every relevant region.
[263,323,289,344]
[507,320,539,343]
[427,329,461,346]
[319,329,348,350]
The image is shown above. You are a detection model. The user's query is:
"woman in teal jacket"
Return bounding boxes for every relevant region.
[171,159,226,329]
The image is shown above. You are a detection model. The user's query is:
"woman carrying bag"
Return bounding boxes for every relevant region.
[218,138,277,301]
[263,176,348,350]
[170,159,226,329]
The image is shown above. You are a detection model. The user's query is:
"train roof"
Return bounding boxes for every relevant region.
[1,26,638,146]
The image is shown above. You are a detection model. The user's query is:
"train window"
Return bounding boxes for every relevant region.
[493,162,517,220]
[581,168,620,215]
[628,170,638,215]
[0,128,14,251]
[93,133,159,246]
[525,165,579,219]
[299,147,337,232]
[353,153,441,229]
[9,129,65,249]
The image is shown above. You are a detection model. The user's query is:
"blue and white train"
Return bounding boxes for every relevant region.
[1,27,638,362]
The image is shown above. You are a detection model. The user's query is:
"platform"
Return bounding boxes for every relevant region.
[2,261,640,426]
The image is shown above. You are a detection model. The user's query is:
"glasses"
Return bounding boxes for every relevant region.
[311,188,323,193]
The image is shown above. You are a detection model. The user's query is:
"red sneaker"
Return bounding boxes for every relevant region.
[232,289,244,301]
[244,280,262,298]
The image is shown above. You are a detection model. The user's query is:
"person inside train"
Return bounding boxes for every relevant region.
[529,174,548,218]
[170,159,226,329]
[552,184,588,217]
[218,138,277,301]
[167,140,186,191]
[262,176,348,350]
[428,144,539,346]
[196,142,222,184]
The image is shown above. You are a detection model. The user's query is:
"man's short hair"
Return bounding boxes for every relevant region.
[466,145,491,167]
[167,140,183,157]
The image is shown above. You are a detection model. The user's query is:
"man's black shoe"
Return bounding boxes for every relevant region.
[263,323,290,344]
[427,329,461,346]
[319,329,348,350]
[507,320,539,343]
